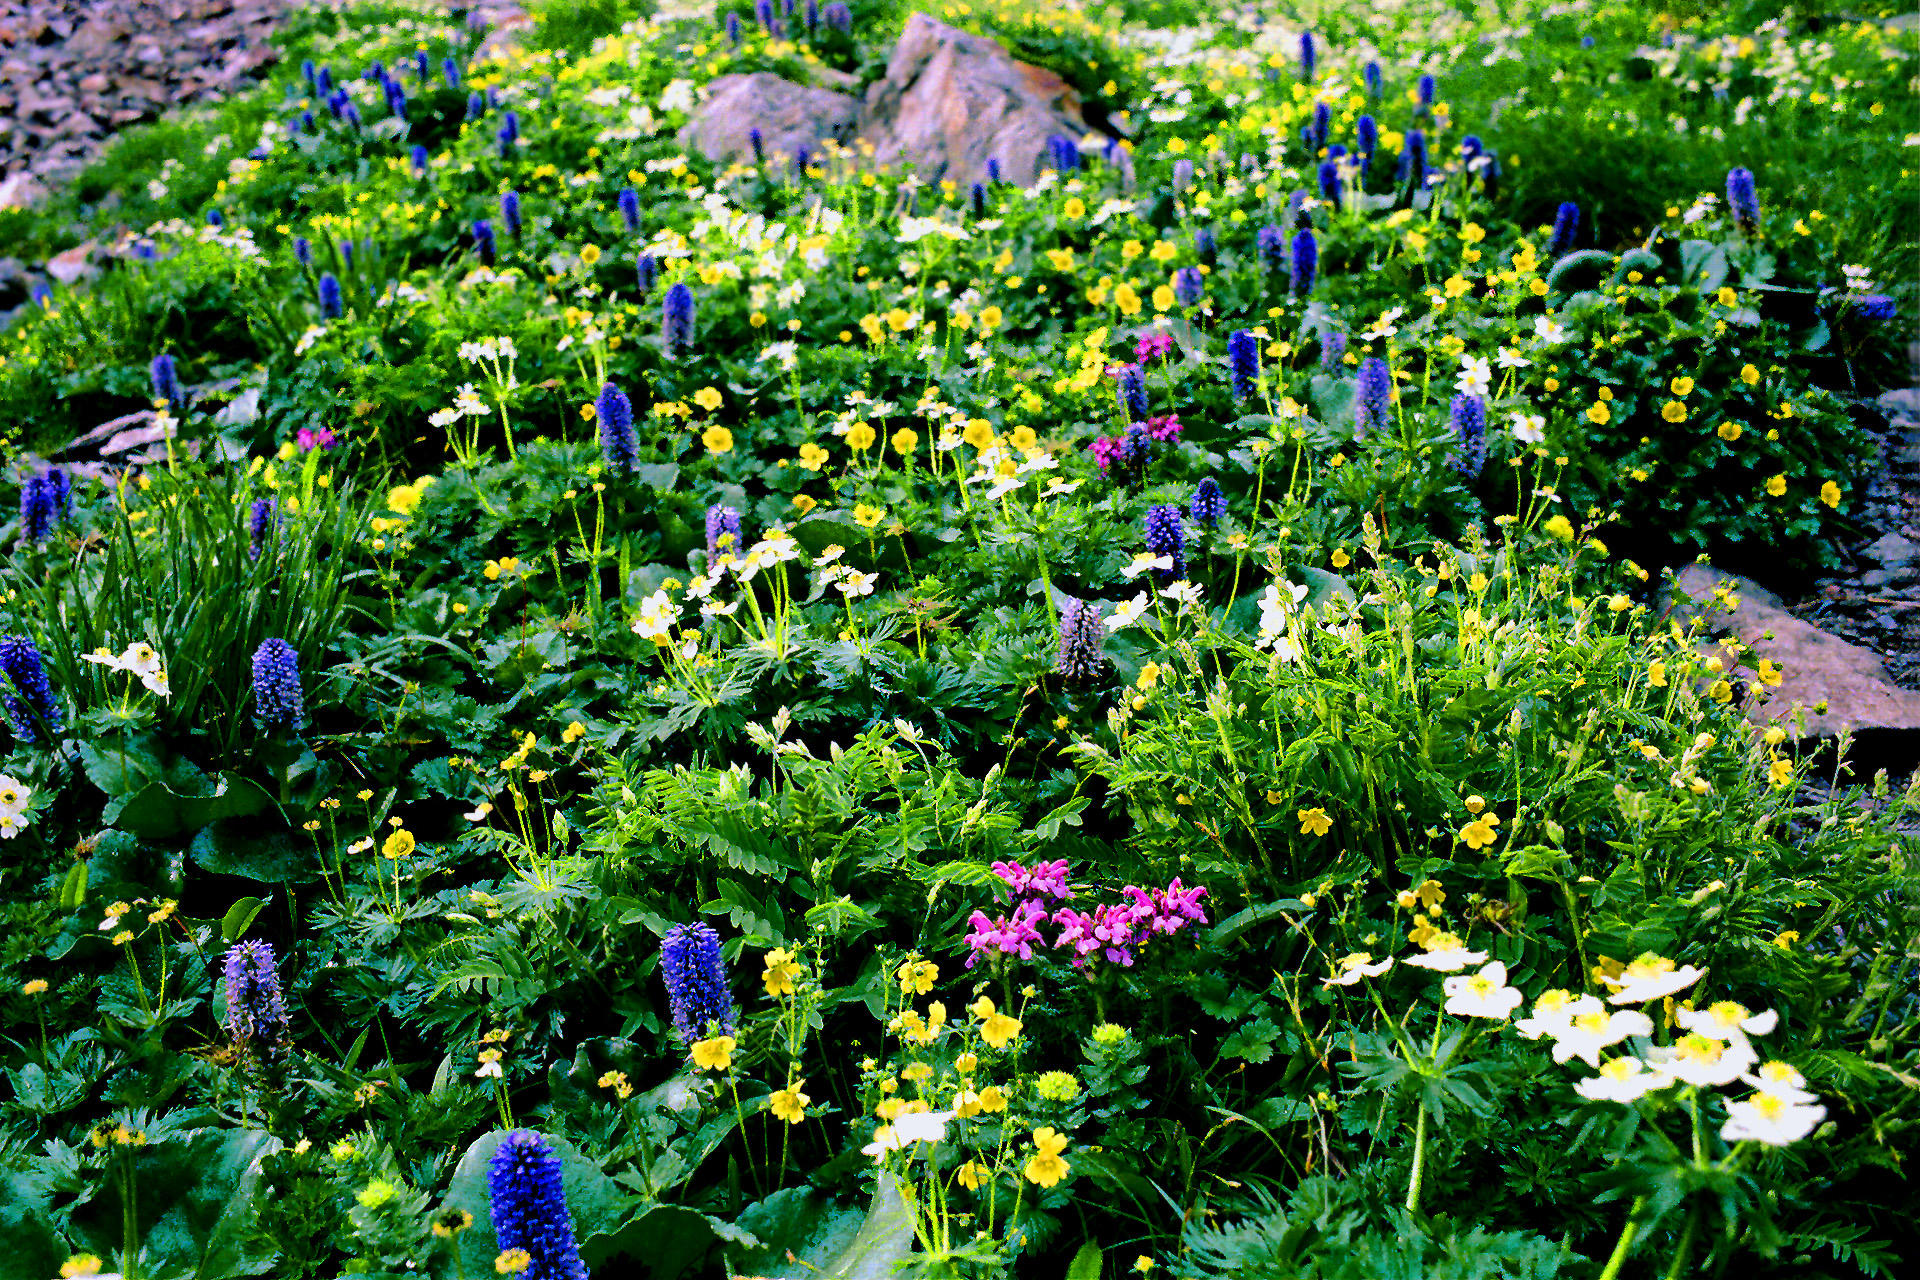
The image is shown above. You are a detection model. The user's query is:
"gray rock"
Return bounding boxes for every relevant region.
[1860,569,1893,590]
[1669,563,1920,742]
[1865,532,1920,569]
[1878,386,1920,420]
[679,72,860,170]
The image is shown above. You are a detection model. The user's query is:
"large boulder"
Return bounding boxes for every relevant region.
[680,71,861,170]
[1669,564,1920,758]
[857,13,1093,188]
[678,15,1097,188]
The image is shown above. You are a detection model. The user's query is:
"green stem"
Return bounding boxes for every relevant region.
[1596,1194,1650,1280]
[1404,1103,1428,1213]
[1663,1211,1698,1280]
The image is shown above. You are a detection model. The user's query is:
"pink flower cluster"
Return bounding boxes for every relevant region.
[964,862,1208,970]
[1134,330,1175,362]
[297,426,338,452]
[1088,416,1182,474]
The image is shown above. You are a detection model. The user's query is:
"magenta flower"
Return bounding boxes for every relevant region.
[1134,330,1175,363]
[1053,903,1140,968]
[1122,878,1210,937]
[965,899,1050,968]
[991,858,1073,904]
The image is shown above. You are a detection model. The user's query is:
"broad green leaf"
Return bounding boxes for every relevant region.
[440,1129,639,1276]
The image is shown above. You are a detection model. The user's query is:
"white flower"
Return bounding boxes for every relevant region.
[1674,1001,1778,1048]
[984,477,1025,499]
[1360,307,1403,341]
[0,810,25,839]
[1574,1056,1672,1103]
[1043,478,1084,498]
[1121,553,1173,581]
[1322,953,1393,988]
[1603,957,1707,1005]
[140,668,172,699]
[861,1109,955,1158]
[813,545,847,566]
[1531,316,1569,345]
[1646,1031,1756,1087]
[1106,592,1151,630]
[1455,356,1492,397]
[294,325,326,356]
[1721,1091,1825,1146]
[1495,347,1531,370]
[1547,1009,1656,1069]
[464,801,495,822]
[118,642,163,677]
[1741,1061,1819,1105]
[81,647,125,670]
[1160,581,1204,611]
[1442,961,1524,1020]
[1509,413,1547,444]
[0,775,29,817]
[474,1059,504,1079]
[1515,989,1602,1041]
[837,570,878,598]
[1404,946,1489,973]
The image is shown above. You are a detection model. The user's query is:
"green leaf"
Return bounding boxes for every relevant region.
[0,1195,64,1280]
[190,817,324,882]
[56,861,88,912]
[584,1203,717,1275]
[67,1127,282,1278]
[733,1187,870,1280]
[1066,1241,1104,1280]
[221,896,268,942]
[110,774,276,841]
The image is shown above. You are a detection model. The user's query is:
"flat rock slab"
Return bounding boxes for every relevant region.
[680,71,860,171]
[1670,563,1920,747]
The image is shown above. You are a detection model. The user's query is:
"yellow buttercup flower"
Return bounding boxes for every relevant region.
[693,386,722,410]
[763,948,803,998]
[1819,480,1841,509]
[703,425,734,453]
[798,442,829,471]
[690,1035,736,1072]
[381,829,415,859]
[891,428,918,455]
[769,1081,810,1123]
[897,956,938,994]
[1023,1127,1071,1186]
[854,504,885,529]
[972,996,1022,1049]
[1297,807,1332,837]
[846,423,877,451]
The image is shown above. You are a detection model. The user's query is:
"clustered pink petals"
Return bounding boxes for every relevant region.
[297,425,338,452]
[1142,414,1183,442]
[964,899,1049,967]
[992,858,1073,904]
[1134,330,1175,362]
[965,861,1209,971]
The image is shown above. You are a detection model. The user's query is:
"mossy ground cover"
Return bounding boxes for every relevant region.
[0,3,1914,1278]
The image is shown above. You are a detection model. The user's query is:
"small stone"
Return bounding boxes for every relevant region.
[1860,569,1893,590]
[1865,532,1920,569]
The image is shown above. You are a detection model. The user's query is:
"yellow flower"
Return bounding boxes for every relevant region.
[1660,401,1687,423]
[1330,548,1351,569]
[690,1035,736,1072]
[957,1159,991,1190]
[23,978,48,996]
[979,1085,1009,1112]
[1152,284,1176,311]
[798,442,829,471]
[897,957,939,994]
[972,996,1023,1049]
[1819,480,1841,509]
[1063,197,1086,219]
[1648,661,1667,688]
[1586,401,1611,425]
[1458,819,1497,850]
[1670,376,1694,397]
[562,720,587,744]
[1113,284,1141,316]
[1716,286,1738,307]
[1740,364,1761,386]
[703,425,734,453]
[496,1250,533,1275]
[1045,248,1076,273]
[1717,422,1742,442]
[693,386,723,410]
[1768,756,1793,788]
[963,419,996,449]
[1023,1127,1071,1187]
[892,428,918,454]
[886,308,914,333]
[579,244,602,266]
[854,504,886,529]
[432,1209,474,1239]
[763,948,803,998]
[1543,514,1575,542]
[846,423,877,451]
[381,829,415,859]
[769,1081,810,1123]
[1150,241,1176,262]
[1297,807,1332,837]
[979,305,1003,331]
[1764,474,1786,497]
[60,1259,106,1279]
[1755,658,1783,687]
[792,494,818,514]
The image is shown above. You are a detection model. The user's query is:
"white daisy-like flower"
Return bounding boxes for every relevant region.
[1323,953,1393,988]
[862,1109,955,1158]
[1160,581,1204,611]
[1107,593,1150,630]
[1548,1009,1656,1069]
[1721,1091,1825,1147]
[1509,413,1547,444]
[1602,955,1707,1005]
[1675,1001,1778,1046]
[1574,1055,1673,1103]
[1495,347,1531,370]
[1454,356,1493,397]
[837,570,878,598]
[1741,1061,1819,1106]
[1531,315,1569,344]
[1646,1031,1756,1087]
[1515,989,1603,1041]
[118,642,163,677]
[1442,961,1524,1020]
[0,775,29,816]
[1404,945,1490,973]
[140,668,171,699]
[1121,553,1174,581]
[0,810,25,839]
